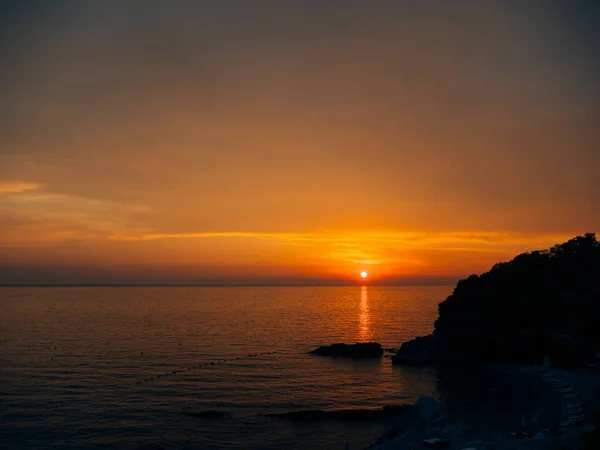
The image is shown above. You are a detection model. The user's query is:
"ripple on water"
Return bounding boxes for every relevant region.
[0,286,449,450]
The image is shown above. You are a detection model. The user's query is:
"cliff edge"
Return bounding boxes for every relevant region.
[393,233,600,367]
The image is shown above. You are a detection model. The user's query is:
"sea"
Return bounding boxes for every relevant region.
[0,286,452,450]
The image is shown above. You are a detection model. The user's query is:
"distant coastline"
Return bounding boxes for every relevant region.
[0,282,457,287]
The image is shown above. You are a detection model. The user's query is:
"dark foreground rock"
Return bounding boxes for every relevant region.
[391,335,464,365]
[393,234,600,368]
[365,426,404,449]
[137,445,165,450]
[266,405,412,422]
[392,335,440,365]
[310,342,383,358]
[182,410,231,419]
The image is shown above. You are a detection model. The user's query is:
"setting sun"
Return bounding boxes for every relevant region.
[360,271,368,278]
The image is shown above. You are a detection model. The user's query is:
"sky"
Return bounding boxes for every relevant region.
[1,1,599,285]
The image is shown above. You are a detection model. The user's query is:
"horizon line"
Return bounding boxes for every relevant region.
[0,283,457,288]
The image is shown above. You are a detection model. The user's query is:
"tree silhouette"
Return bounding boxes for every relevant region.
[432,233,600,366]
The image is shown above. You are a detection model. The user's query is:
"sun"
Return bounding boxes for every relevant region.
[360,271,368,279]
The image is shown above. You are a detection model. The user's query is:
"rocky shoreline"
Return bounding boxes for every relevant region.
[142,235,600,449]
[366,364,600,449]
[369,234,600,449]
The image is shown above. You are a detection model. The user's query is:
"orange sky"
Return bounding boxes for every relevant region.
[1,2,598,284]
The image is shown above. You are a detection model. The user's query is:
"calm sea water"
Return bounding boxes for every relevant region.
[0,286,451,450]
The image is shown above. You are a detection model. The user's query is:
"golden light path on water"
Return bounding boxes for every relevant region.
[358,286,373,342]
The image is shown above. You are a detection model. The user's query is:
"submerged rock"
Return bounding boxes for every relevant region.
[309,342,383,359]
[266,405,412,422]
[422,437,451,446]
[417,396,447,426]
[267,409,327,421]
[365,426,404,449]
[182,410,231,419]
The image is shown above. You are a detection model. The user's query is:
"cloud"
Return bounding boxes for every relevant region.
[105,229,575,268]
[0,181,40,194]
[0,188,151,246]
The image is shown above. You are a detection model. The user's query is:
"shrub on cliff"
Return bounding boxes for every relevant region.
[433,233,600,365]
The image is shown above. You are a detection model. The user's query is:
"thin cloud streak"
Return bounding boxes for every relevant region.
[0,181,41,194]
[112,230,574,249]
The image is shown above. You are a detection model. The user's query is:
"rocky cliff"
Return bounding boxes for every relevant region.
[393,233,600,367]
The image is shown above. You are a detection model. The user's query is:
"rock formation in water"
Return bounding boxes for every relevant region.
[393,233,600,367]
[310,342,383,358]
[266,404,412,422]
[182,410,231,419]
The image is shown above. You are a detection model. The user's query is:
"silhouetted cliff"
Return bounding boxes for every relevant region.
[394,233,600,367]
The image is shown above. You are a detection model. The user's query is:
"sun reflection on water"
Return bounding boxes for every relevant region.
[358,286,373,342]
